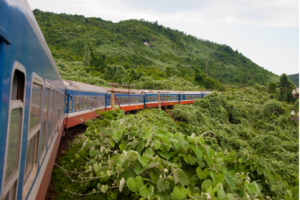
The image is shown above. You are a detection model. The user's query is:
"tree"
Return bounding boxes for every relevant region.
[277,73,296,102]
[124,63,130,70]
[268,82,277,93]
[194,68,205,83]
[166,66,171,78]
[83,42,106,70]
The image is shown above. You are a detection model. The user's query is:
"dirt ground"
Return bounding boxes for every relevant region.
[45,125,87,200]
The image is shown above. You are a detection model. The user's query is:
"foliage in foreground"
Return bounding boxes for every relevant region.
[172,87,299,186]
[53,107,298,200]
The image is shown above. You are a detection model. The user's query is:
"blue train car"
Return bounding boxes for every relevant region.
[179,91,204,104]
[63,80,106,128]
[0,0,65,199]
[142,90,180,107]
[104,88,145,111]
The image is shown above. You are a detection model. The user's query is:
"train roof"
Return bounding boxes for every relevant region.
[179,91,202,94]
[139,90,179,94]
[179,91,213,94]
[102,87,143,95]
[63,80,107,93]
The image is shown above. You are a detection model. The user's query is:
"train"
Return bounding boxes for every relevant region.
[63,79,211,129]
[0,0,212,200]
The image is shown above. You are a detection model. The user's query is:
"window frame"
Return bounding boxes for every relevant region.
[23,73,43,198]
[48,87,55,144]
[1,62,26,200]
[39,81,51,165]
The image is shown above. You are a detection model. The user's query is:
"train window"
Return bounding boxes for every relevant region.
[84,96,87,109]
[11,70,25,101]
[48,89,54,144]
[52,91,55,130]
[23,73,43,198]
[76,95,80,111]
[29,83,42,131]
[89,96,92,108]
[57,93,59,120]
[72,95,75,111]
[80,96,84,110]
[69,96,73,112]
[54,92,57,127]
[57,92,59,122]
[40,85,50,164]
[89,95,92,108]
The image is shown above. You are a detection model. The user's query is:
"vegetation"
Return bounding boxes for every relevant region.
[288,74,299,88]
[33,9,279,90]
[52,87,298,200]
[277,74,296,103]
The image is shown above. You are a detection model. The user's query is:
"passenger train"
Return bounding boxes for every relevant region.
[63,80,211,129]
[0,0,212,199]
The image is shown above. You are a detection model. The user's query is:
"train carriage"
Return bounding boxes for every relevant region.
[179,91,204,104]
[63,80,106,129]
[142,90,180,108]
[0,0,65,199]
[103,87,145,111]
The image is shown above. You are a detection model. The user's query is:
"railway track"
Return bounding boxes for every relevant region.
[45,124,87,200]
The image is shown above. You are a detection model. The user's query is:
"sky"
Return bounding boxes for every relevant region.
[28,0,299,75]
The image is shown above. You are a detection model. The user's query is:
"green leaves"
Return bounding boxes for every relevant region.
[101,185,109,193]
[112,130,123,142]
[173,168,190,186]
[190,145,203,159]
[171,186,187,200]
[196,167,208,180]
[181,140,190,151]
[158,151,173,159]
[138,154,151,167]
[224,172,235,191]
[244,182,256,195]
[139,185,151,198]
[157,179,170,192]
[119,139,127,151]
[201,179,213,192]
[126,176,144,193]
[54,108,296,200]
[217,189,226,199]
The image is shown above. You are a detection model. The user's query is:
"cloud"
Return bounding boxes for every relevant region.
[66,0,299,27]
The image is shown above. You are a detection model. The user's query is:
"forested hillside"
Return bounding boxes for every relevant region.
[288,74,299,87]
[33,9,278,89]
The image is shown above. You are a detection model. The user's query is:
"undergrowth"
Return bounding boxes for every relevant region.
[172,87,299,186]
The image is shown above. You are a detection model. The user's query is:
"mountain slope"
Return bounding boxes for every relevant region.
[33,9,278,86]
[288,73,299,87]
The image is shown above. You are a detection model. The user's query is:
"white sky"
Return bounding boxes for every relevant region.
[28,0,299,75]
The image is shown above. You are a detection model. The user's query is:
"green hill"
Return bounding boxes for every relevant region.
[33,9,278,89]
[288,73,299,87]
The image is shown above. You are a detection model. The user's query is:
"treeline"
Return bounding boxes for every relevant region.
[34,9,279,90]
